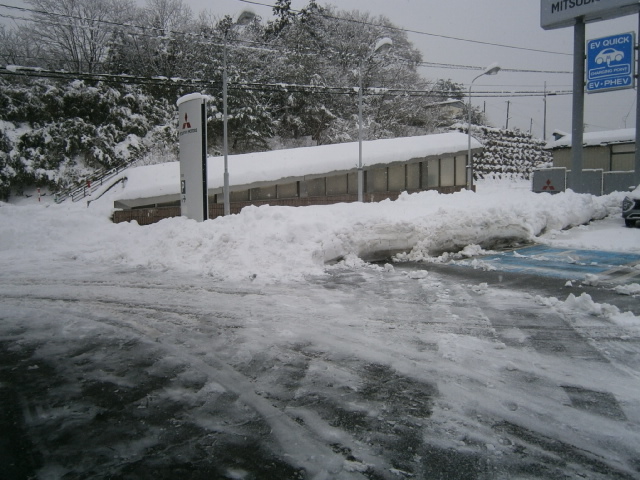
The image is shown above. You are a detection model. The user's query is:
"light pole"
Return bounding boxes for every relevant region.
[358,37,393,202]
[467,62,500,190]
[222,10,255,215]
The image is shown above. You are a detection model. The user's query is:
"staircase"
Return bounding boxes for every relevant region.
[54,162,132,203]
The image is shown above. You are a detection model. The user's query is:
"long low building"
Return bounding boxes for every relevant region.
[112,132,481,224]
[545,128,635,171]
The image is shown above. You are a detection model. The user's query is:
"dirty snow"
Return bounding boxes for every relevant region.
[2,178,640,478]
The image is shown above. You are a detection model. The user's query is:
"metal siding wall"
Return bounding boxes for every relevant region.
[406,163,421,190]
[326,175,348,196]
[277,182,298,199]
[230,190,250,202]
[455,156,466,186]
[370,168,388,192]
[250,185,277,200]
[387,164,406,191]
[426,158,439,188]
[305,178,326,197]
[583,146,609,170]
[440,157,455,187]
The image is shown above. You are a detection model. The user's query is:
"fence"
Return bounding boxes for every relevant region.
[532,168,637,195]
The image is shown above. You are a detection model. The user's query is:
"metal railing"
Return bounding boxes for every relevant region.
[54,161,133,203]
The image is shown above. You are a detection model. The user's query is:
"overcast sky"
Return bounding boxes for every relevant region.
[2,0,638,139]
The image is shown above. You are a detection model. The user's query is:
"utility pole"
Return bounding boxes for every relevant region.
[505,100,510,129]
[529,118,533,135]
[570,17,585,193]
[543,82,557,142]
[635,11,640,186]
[543,82,547,141]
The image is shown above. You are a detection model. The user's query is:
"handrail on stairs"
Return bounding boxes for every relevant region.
[54,161,133,204]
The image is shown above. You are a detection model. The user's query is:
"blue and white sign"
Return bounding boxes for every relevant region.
[586,32,635,93]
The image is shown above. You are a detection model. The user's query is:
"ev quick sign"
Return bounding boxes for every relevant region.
[587,32,635,93]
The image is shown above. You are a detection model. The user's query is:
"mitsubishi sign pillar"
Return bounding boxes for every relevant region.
[177,93,208,222]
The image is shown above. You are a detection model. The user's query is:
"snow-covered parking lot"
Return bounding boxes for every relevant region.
[1,180,639,479]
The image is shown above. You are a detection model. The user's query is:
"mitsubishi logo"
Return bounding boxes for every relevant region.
[182,113,191,129]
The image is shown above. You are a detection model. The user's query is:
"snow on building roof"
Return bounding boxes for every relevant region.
[119,132,479,202]
[545,128,635,149]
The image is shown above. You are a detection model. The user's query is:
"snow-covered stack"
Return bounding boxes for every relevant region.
[452,125,552,180]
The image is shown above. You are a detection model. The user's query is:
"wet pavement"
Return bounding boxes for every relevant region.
[472,245,640,284]
[1,261,639,479]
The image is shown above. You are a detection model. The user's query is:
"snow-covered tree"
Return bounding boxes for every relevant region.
[0,0,493,197]
[0,78,175,194]
[24,0,136,73]
[105,0,198,79]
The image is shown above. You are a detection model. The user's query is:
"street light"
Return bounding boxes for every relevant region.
[467,62,500,190]
[358,37,393,202]
[222,10,255,215]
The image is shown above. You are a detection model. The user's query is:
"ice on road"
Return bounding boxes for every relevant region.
[1,180,639,478]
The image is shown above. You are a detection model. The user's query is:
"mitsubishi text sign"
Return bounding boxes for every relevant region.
[177,93,208,222]
[541,0,640,30]
[587,32,635,93]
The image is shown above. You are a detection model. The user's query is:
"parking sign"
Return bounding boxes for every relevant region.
[586,32,635,93]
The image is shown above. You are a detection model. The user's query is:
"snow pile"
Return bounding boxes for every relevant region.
[537,292,639,328]
[0,182,628,284]
[615,283,640,296]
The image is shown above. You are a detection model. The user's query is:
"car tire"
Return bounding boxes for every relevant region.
[625,219,636,228]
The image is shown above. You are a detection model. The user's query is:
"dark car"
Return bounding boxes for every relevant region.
[622,185,640,227]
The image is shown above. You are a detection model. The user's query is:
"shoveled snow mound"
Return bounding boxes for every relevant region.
[537,292,640,328]
[0,186,625,283]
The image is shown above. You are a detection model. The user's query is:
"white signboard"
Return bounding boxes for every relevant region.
[177,93,208,222]
[541,0,640,30]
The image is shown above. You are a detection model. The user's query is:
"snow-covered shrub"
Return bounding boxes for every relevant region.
[452,124,551,181]
[0,78,176,195]
[0,129,13,200]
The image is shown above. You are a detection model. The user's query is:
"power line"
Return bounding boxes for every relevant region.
[1,3,573,79]
[419,61,572,75]
[235,0,573,57]
[0,65,572,98]
[3,1,571,62]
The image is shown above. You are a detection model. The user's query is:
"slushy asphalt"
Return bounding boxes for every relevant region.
[475,245,640,285]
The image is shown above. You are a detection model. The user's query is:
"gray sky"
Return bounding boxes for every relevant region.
[2,0,638,139]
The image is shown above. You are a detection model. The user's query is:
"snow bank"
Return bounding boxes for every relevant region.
[537,292,640,328]
[0,183,626,284]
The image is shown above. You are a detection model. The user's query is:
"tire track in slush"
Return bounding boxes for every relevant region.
[0,289,369,480]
